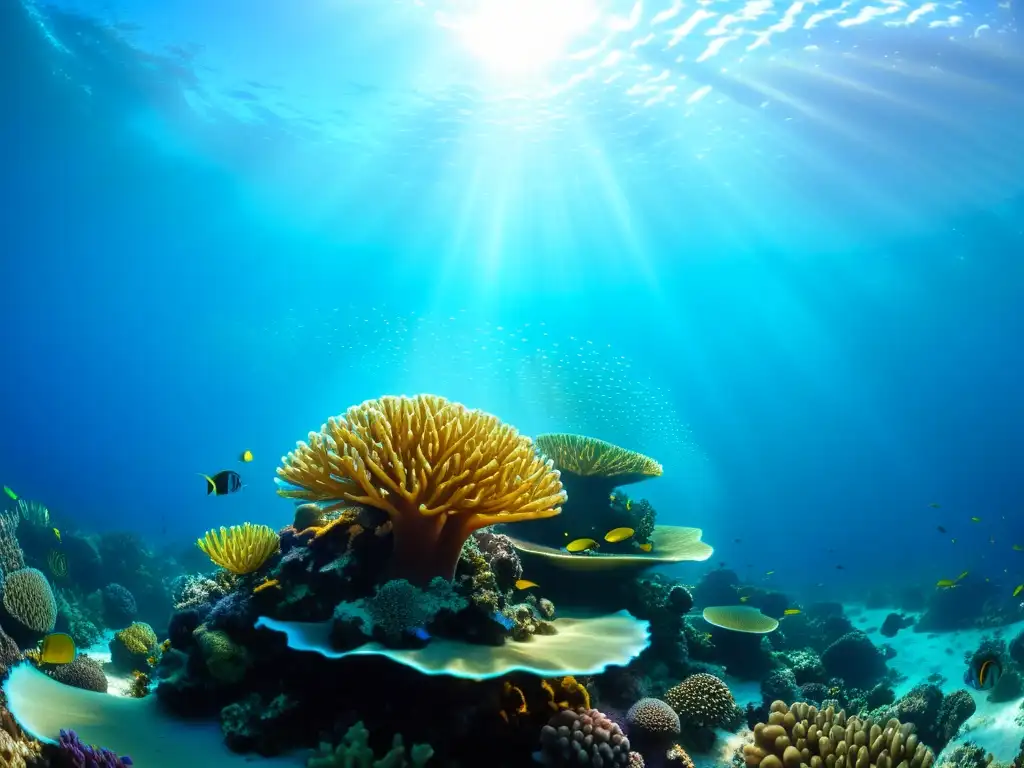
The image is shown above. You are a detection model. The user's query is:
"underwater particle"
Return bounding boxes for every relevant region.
[566,538,599,553]
[936,526,947,533]
[963,653,1002,691]
[702,605,779,634]
[1013,544,1022,551]
[663,673,736,728]
[239,450,253,462]
[276,394,566,584]
[196,522,279,574]
[605,527,635,543]
[626,698,680,738]
[536,707,632,766]
[200,470,243,496]
[2,567,57,636]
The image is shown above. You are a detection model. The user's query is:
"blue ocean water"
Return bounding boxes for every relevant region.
[2,0,1023,611]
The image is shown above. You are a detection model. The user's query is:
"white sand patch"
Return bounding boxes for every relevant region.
[81,629,135,698]
[849,606,1024,763]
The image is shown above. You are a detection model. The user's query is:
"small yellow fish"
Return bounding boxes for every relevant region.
[604,527,635,543]
[784,609,801,616]
[625,499,632,512]
[1014,584,1023,598]
[638,542,653,553]
[38,632,76,665]
[971,516,981,523]
[240,450,253,462]
[52,527,60,543]
[936,579,958,588]
[765,570,775,576]
[1013,545,1023,551]
[929,502,941,508]
[956,570,969,581]
[2,486,16,501]
[515,579,539,590]
[609,494,616,502]
[566,538,599,553]
[739,596,750,603]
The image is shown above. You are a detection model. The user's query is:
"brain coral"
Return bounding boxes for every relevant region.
[626,698,681,737]
[741,700,935,768]
[277,394,566,584]
[46,655,108,693]
[664,673,737,728]
[2,567,57,634]
[536,707,633,766]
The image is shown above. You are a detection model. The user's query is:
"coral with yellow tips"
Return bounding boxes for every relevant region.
[498,680,530,723]
[196,522,280,575]
[276,394,565,584]
[253,578,280,595]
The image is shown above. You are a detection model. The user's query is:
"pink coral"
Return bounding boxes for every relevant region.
[536,707,632,767]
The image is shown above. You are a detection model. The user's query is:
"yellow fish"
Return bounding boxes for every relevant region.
[52,528,61,543]
[739,596,750,603]
[1013,545,1022,551]
[240,450,253,462]
[784,609,801,616]
[1014,584,1023,598]
[971,516,981,523]
[638,542,653,553]
[765,570,775,576]
[929,503,940,508]
[956,571,969,581]
[565,538,599,553]
[936,579,958,588]
[625,499,632,512]
[38,632,76,665]
[609,494,616,502]
[2,486,16,501]
[515,579,539,590]
[604,527,635,543]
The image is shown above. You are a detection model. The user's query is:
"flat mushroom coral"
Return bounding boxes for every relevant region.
[701,605,779,634]
[512,433,663,548]
[276,394,566,585]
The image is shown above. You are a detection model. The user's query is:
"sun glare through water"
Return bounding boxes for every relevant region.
[446,0,598,77]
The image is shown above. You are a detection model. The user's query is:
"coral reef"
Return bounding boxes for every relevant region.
[664,673,737,729]
[196,524,280,575]
[1,567,57,642]
[101,583,137,629]
[820,632,887,689]
[109,622,159,673]
[276,394,566,583]
[54,729,132,767]
[45,655,109,693]
[308,721,432,768]
[333,578,467,647]
[627,697,681,748]
[536,708,632,767]
[882,685,976,754]
[742,701,935,768]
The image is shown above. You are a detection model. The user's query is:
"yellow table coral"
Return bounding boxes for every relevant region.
[276,394,566,584]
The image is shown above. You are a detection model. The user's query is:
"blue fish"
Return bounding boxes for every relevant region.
[964,654,1001,690]
[410,627,431,642]
[492,611,514,631]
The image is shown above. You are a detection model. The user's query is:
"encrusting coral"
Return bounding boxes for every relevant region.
[742,700,936,768]
[197,523,280,575]
[276,394,566,584]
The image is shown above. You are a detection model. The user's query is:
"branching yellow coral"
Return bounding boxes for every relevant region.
[196,523,280,575]
[535,433,663,481]
[276,394,565,583]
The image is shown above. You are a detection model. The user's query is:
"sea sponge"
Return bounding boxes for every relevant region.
[110,622,158,672]
[664,673,737,728]
[276,394,566,584]
[46,654,109,693]
[536,707,632,766]
[626,698,681,738]
[196,523,280,575]
[1,567,57,635]
[741,700,935,768]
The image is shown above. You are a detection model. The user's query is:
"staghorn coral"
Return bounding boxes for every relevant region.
[277,394,566,584]
[665,673,738,728]
[45,654,108,693]
[1,567,56,637]
[741,701,935,768]
[308,720,433,768]
[536,707,632,766]
[627,698,681,739]
[196,523,280,575]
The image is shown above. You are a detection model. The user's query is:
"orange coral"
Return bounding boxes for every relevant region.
[277,395,565,584]
[498,680,530,724]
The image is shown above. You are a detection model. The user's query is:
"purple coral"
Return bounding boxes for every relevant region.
[474,530,523,588]
[101,584,137,629]
[56,729,132,767]
[536,707,632,766]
